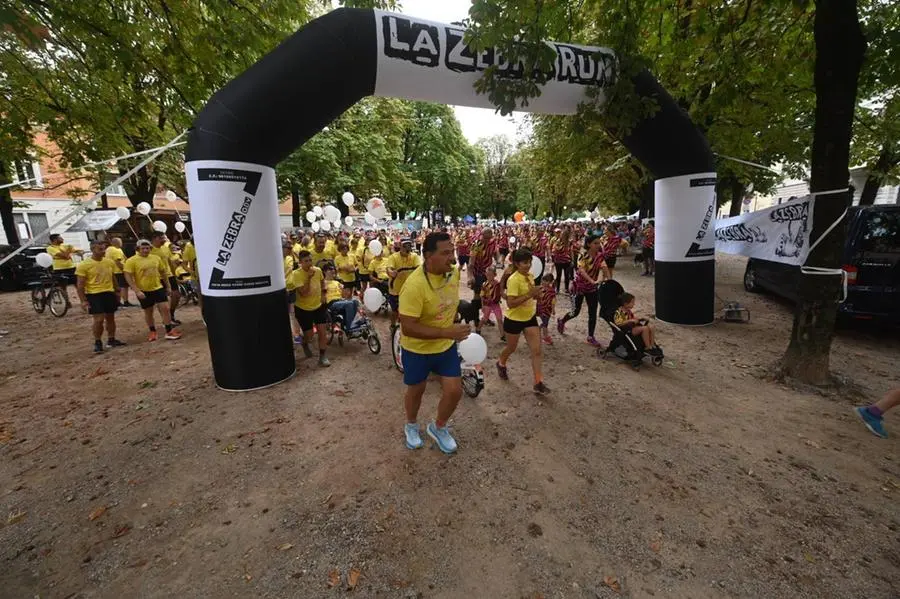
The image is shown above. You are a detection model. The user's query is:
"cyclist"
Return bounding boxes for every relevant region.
[46,233,83,305]
[398,232,470,454]
[76,240,126,353]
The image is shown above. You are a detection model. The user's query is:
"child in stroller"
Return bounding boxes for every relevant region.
[597,280,665,367]
[323,264,381,353]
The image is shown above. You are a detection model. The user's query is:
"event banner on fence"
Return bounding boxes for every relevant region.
[714,196,815,266]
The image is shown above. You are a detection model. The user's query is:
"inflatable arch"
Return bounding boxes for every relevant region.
[184,8,716,391]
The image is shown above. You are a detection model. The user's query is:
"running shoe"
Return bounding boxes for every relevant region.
[426,421,458,454]
[147,330,158,342]
[587,336,601,346]
[171,319,182,326]
[557,318,566,335]
[318,355,331,367]
[542,336,553,345]
[533,382,551,395]
[93,340,103,353]
[293,335,304,345]
[122,301,134,308]
[106,339,126,348]
[164,329,182,340]
[404,423,424,450]
[854,406,887,438]
[496,361,509,381]
[647,346,663,356]
[301,343,313,358]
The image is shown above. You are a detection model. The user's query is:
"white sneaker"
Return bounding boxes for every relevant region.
[404,423,423,449]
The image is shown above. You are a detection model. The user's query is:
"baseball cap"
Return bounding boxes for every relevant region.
[136,239,151,248]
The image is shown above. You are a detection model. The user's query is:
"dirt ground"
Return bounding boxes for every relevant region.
[0,253,897,599]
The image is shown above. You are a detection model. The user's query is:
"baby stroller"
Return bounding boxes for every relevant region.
[596,280,664,368]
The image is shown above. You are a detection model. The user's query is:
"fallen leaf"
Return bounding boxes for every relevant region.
[278,543,293,551]
[221,444,237,455]
[347,568,361,590]
[334,390,351,397]
[327,569,340,588]
[244,573,252,582]
[112,525,130,538]
[804,553,815,563]
[88,506,107,521]
[804,439,821,449]
[650,540,661,553]
[88,367,108,379]
[603,575,621,593]
[6,510,27,525]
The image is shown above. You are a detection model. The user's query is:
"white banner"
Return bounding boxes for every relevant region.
[373,10,616,114]
[185,161,285,298]
[655,173,717,262]
[66,210,122,232]
[714,196,814,266]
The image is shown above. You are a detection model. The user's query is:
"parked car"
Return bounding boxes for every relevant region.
[743,205,899,324]
[0,244,48,291]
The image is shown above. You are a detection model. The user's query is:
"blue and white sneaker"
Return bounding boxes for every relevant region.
[426,421,458,454]
[404,423,424,450]
[854,407,887,438]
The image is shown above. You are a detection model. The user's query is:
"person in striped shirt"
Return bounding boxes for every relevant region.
[557,233,610,346]
[601,225,622,279]
[536,273,557,345]
[467,228,499,335]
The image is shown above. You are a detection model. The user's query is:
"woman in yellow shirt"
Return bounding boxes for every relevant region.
[334,240,358,298]
[497,248,549,395]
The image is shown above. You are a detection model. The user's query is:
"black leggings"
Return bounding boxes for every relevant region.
[561,289,599,337]
[554,262,572,293]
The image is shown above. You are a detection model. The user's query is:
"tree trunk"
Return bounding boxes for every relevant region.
[728,179,745,217]
[121,163,157,208]
[858,146,896,205]
[780,0,866,385]
[0,163,20,245]
[290,182,301,228]
[304,187,314,213]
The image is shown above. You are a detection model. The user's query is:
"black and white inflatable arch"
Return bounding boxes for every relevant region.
[185,8,716,391]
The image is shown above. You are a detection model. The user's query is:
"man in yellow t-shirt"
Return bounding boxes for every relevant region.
[46,233,83,305]
[309,233,336,267]
[76,240,125,353]
[355,234,373,295]
[398,232,471,454]
[497,248,548,395]
[386,238,421,331]
[334,240,358,298]
[286,250,330,367]
[124,239,181,342]
[150,232,182,325]
[105,237,132,307]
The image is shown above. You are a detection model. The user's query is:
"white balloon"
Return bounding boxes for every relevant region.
[364,213,376,225]
[529,256,543,278]
[509,236,516,244]
[311,221,320,232]
[152,220,167,233]
[341,191,354,207]
[165,190,177,202]
[368,239,383,256]
[362,287,383,312]
[174,221,186,233]
[313,206,323,217]
[36,252,53,268]
[366,197,387,220]
[324,205,341,223]
[115,206,130,220]
[320,219,331,232]
[305,211,317,223]
[344,216,353,226]
[458,333,487,365]
[136,202,151,216]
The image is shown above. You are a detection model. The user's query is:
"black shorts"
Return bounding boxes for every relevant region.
[605,256,617,269]
[503,316,539,335]
[341,278,359,289]
[138,288,168,309]
[168,276,178,290]
[387,294,399,312]
[287,290,296,305]
[499,248,509,257]
[54,267,76,284]
[458,255,469,266]
[643,247,654,260]
[114,273,128,288]
[356,273,370,283]
[294,305,328,332]
[86,291,118,315]
[472,273,487,296]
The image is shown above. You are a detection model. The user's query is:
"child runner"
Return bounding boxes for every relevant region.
[854,388,900,439]
[537,273,556,345]
[479,265,503,331]
[614,292,661,355]
[497,248,550,395]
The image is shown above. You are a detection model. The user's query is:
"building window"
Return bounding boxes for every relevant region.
[12,160,42,188]
[28,213,49,238]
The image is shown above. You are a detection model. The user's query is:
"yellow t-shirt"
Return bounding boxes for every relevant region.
[325,239,336,254]
[387,252,421,296]
[334,253,357,283]
[292,242,303,256]
[283,254,296,279]
[399,266,460,355]
[75,257,116,294]
[47,244,75,270]
[182,242,198,281]
[124,254,168,292]
[286,266,324,311]
[356,246,371,275]
[324,279,342,303]
[309,247,336,266]
[368,256,388,281]
[505,271,537,322]
[104,246,126,273]
[150,245,173,274]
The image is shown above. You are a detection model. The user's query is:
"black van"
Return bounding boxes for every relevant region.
[743,204,900,324]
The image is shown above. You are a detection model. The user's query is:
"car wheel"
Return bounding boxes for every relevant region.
[743,262,760,293]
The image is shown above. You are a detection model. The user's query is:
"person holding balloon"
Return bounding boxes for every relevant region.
[397,231,472,454]
[496,248,550,396]
[150,232,181,326]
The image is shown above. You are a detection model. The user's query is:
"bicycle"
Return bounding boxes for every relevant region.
[28,269,70,317]
[177,277,200,305]
[391,325,484,398]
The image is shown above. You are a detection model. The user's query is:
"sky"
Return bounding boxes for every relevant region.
[389,0,531,145]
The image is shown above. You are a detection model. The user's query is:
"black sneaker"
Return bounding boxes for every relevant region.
[106,339,127,348]
[496,361,509,381]
[171,319,182,326]
[93,341,103,354]
[301,343,313,359]
[533,382,550,395]
[122,301,134,307]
